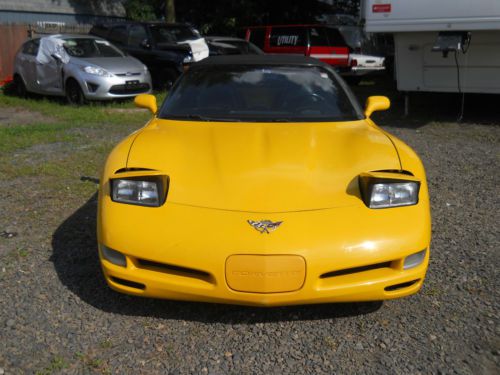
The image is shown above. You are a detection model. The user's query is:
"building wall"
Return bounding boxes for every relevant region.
[0,0,126,17]
[0,10,125,25]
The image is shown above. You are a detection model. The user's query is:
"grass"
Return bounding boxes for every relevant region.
[0,88,166,125]
[0,90,167,183]
[35,356,69,375]
[0,122,75,153]
[0,90,167,262]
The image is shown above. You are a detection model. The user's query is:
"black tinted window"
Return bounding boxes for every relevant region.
[269,27,306,47]
[128,25,148,47]
[108,26,127,44]
[160,65,360,122]
[222,40,263,55]
[248,28,266,49]
[309,27,329,47]
[325,28,347,46]
[150,25,200,44]
[22,40,39,55]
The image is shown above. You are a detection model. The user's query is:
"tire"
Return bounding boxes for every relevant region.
[14,75,27,98]
[65,79,86,105]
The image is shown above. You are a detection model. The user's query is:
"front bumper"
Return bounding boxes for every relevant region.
[76,71,152,100]
[341,67,386,77]
[97,195,431,306]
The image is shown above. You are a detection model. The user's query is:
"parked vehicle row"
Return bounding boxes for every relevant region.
[12,22,386,104]
[243,24,385,78]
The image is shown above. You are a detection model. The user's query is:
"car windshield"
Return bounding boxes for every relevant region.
[150,25,200,43]
[62,38,123,58]
[222,40,262,55]
[159,65,361,122]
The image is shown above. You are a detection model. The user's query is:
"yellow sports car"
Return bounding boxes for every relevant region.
[98,55,431,306]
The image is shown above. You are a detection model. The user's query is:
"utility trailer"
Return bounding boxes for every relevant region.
[362,0,500,94]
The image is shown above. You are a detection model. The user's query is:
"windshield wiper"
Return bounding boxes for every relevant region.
[270,118,293,122]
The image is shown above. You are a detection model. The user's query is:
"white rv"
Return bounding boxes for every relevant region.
[362,0,500,94]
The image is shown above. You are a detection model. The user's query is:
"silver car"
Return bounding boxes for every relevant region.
[13,34,152,104]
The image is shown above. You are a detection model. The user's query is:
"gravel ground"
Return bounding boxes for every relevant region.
[1,83,499,374]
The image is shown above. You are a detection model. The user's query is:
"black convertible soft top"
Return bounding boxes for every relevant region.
[194,54,331,68]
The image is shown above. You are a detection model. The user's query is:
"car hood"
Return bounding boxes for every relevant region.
[73,56,145,74]
[126,119,400,212]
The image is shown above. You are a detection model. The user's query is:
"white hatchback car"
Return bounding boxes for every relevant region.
[13,34,152,104]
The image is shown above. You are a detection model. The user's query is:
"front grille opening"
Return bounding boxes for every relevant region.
[110,277,145,290]
[137,259,213,283]
[115,72,141,77]
[109,83,150,95]
[385,279,420,292]
[320,261,392,279]
[86,82,99,92]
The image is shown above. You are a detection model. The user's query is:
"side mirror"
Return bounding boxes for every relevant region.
[134,94,157,115]
[51,53,62,62]
[140,38,151,49]
[364,96,390,118]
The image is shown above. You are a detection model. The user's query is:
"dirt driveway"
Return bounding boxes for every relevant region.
[0,85,498,374]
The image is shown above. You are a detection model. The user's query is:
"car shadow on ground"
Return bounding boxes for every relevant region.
[51,194,382,323]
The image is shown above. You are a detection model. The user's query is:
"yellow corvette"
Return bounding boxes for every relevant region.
[97,55,431,306]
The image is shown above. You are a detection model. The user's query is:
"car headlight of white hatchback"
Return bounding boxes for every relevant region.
[83,66,112,77]
[359,174,420,209]
[110,176,168,207]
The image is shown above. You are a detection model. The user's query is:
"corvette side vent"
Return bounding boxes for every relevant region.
[320,261,392,279]
[136,258,214,284]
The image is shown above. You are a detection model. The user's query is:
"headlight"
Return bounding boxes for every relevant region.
[110,176,167,207]
[359,174,420,209]
[369,182,419,208]
[404,249,426,270]
[183,54,193,64]
[83,66,112,77]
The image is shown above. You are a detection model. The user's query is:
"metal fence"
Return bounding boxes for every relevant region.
[0,23,91,82]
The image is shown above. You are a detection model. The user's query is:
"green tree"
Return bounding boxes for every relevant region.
[124,0,157,21]
[165,0,175,22]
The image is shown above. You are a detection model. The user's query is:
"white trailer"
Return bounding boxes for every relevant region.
[362,0,500,94]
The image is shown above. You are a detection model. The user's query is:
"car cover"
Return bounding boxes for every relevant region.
[36,35,70,65]
[179,38,209,61]
[35,35,69,89]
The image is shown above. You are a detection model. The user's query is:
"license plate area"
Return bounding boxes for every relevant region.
[225,255,306,293]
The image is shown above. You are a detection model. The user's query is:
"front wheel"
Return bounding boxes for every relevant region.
[14,75,27,98]
[66,79,86,105]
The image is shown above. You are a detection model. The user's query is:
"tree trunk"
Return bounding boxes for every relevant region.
[166,0,175,23]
